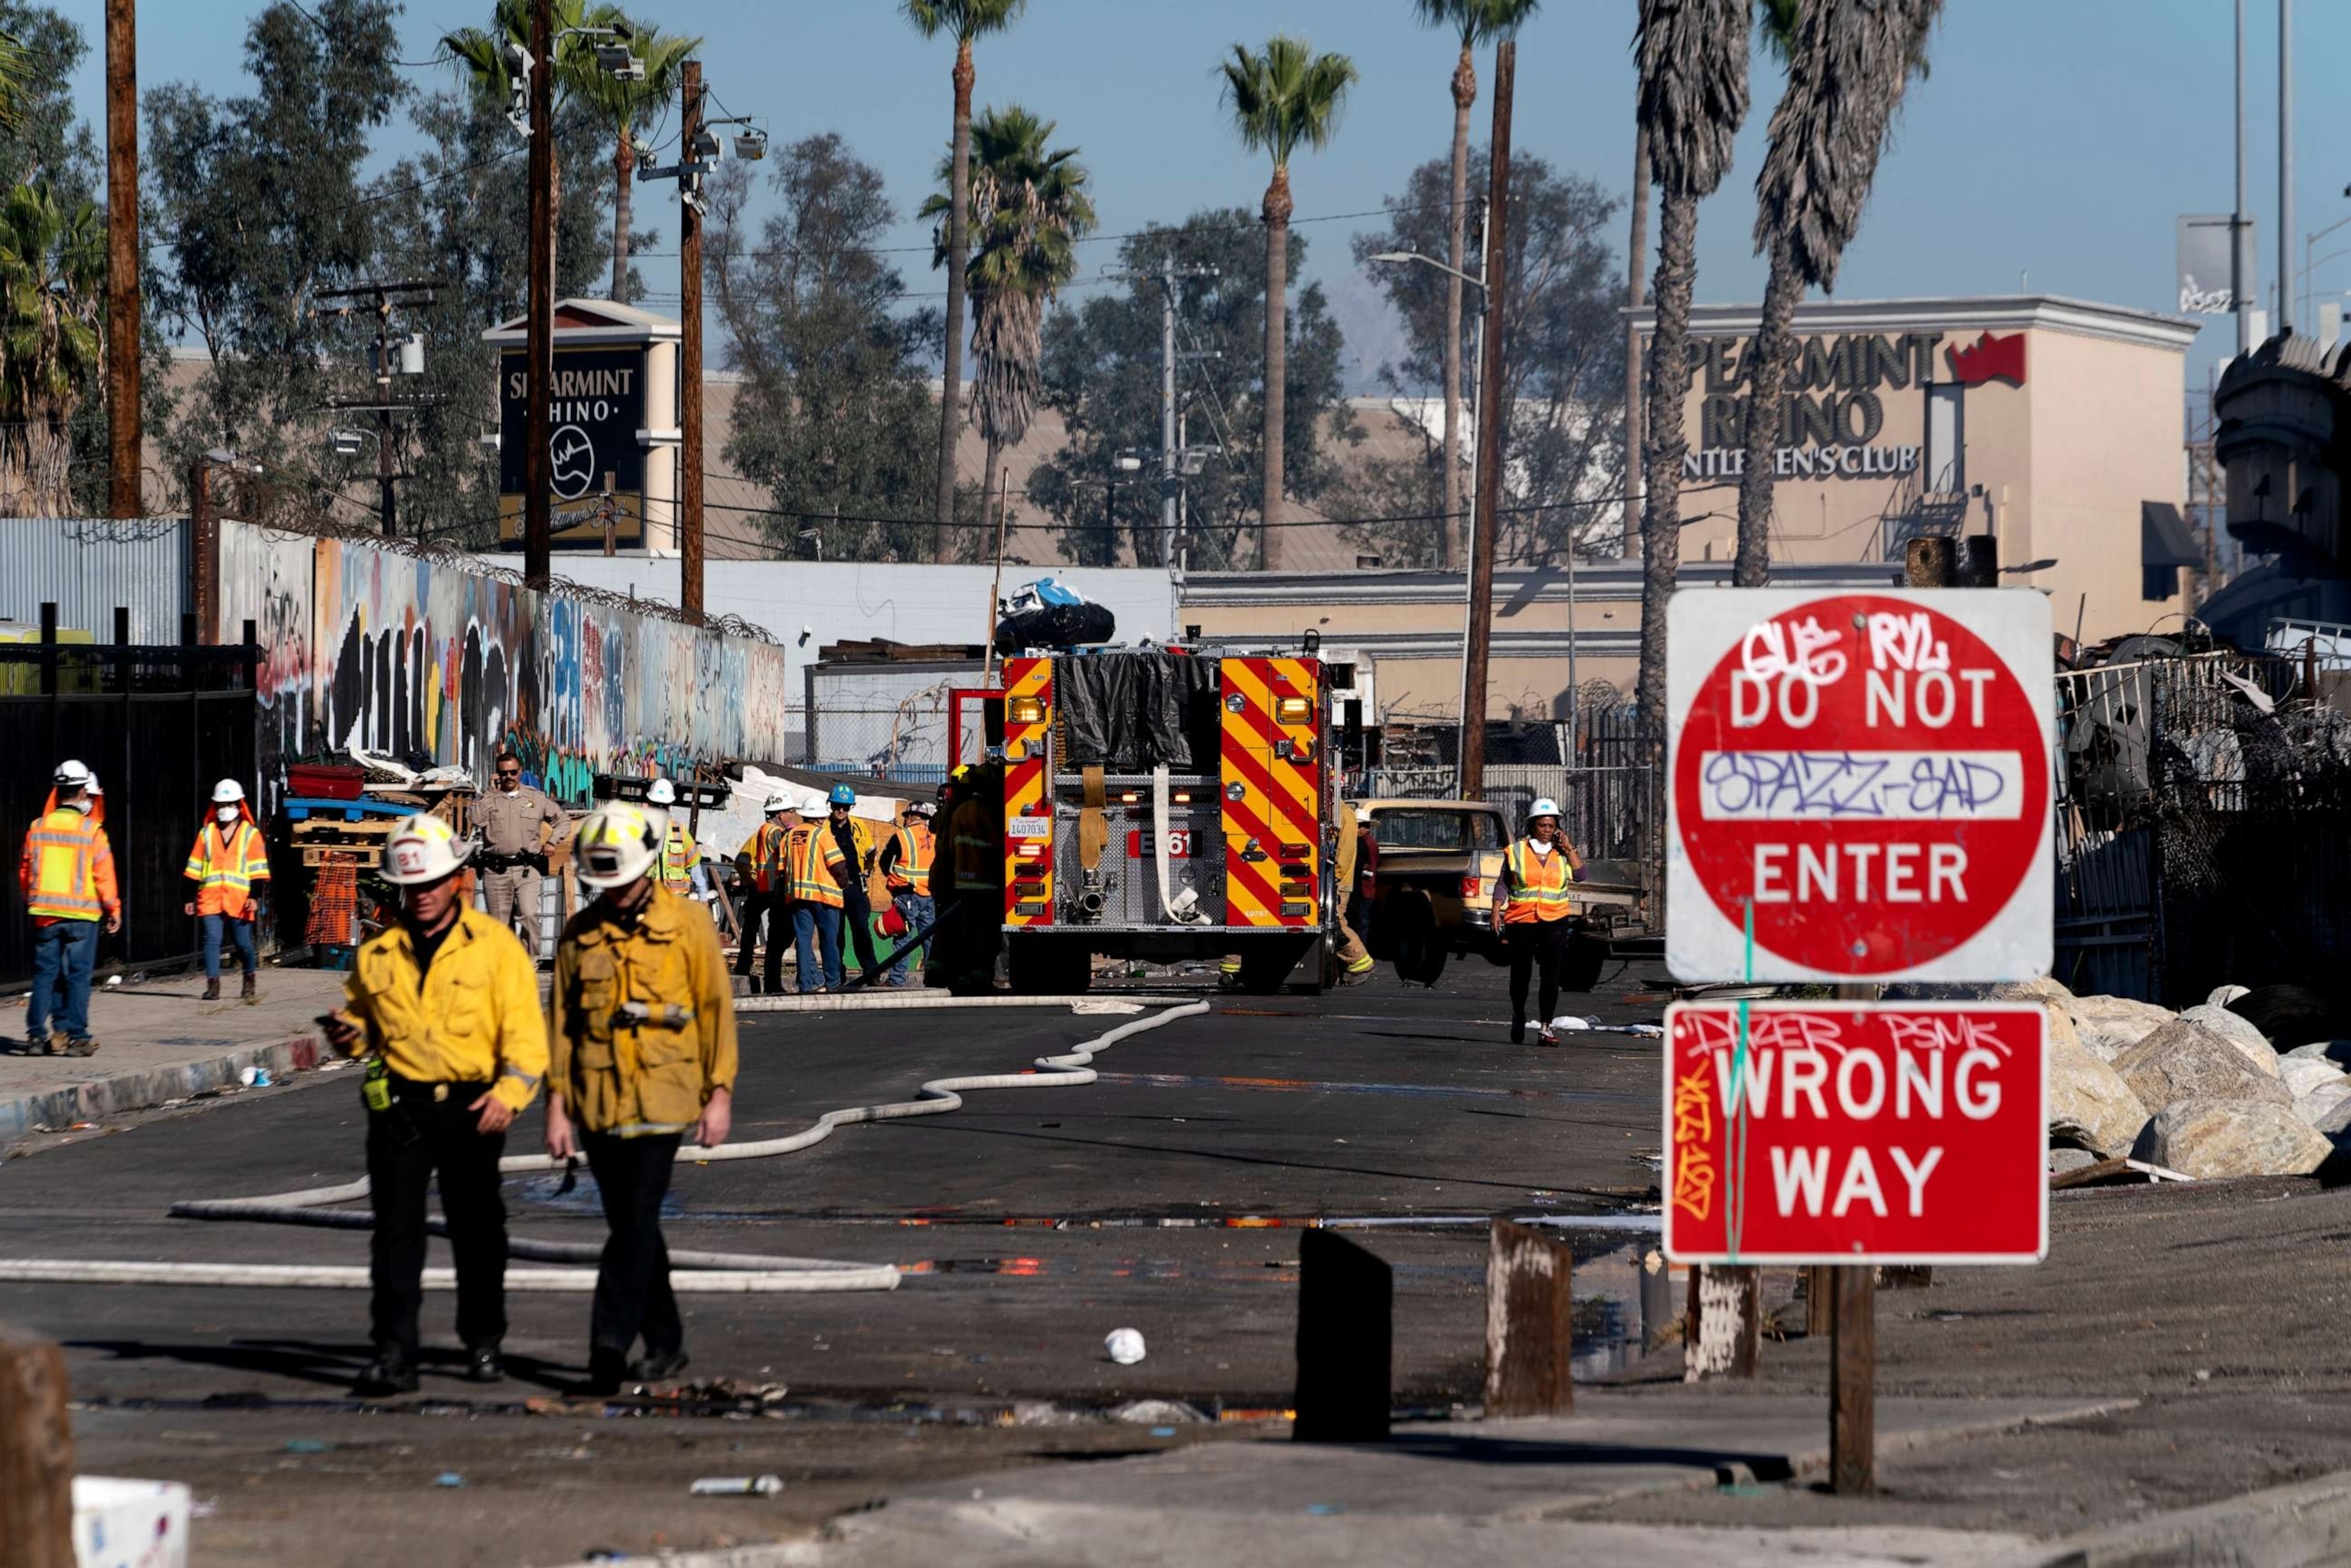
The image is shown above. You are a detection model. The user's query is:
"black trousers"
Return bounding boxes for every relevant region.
[734,888,786,989]
[839,883,881,976]
[367,1079,507,1362]
[582,1130,684,1361]
[1507,919,1575,1028]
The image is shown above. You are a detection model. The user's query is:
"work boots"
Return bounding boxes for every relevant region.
[240,973,257,1004]
[202,978,220,1001]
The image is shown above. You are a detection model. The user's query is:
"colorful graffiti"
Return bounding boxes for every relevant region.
[220,522,793,804]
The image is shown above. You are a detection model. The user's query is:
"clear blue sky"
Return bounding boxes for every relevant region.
[63,0,2332,395]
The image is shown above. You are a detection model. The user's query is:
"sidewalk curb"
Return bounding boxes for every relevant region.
[732,993,1186,1013]
[0,1032,324,1143]
[2001,1466,2351,1567]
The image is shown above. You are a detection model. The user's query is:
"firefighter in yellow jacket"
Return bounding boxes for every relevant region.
[183,779,270,1002]
[20,759,121,1055]
[544,801,738,1395]
[321,815,546,1395]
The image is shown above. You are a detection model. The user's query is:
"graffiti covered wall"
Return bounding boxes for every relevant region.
[220,522,791,802]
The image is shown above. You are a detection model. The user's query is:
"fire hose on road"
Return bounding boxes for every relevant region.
[0,1001,1212,1295]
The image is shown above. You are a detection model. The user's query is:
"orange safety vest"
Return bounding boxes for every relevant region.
[1501,839,1576,924]
[886,823,934,895]
[741,817,792,893]
[184,815,270,918]
[787,823,842,908]
[21,806,119,923]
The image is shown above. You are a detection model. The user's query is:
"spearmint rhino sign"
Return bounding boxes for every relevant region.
[1679,331,1944,482]
[498,347,648,500]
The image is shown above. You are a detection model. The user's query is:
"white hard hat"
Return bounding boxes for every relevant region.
[52,759,90,788]
[380,815,471,885]
[915,801,937,819]
[211,779,246,804]
[765,792,791,814]
[801,792,830,817]
[574,800,662,890]
[644,777,677,807]
[1528,797,1563,822]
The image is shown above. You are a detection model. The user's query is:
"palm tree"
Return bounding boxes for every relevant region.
[1412,0,1539,572]
[903,0,1031,559]
[921,106,1096,539]
[1220,36,1357,571]
[1731,0,1940,588]
[0,181,101,514]
[1632,0,1749,725]
[565,14,700,302]
[444,0,601,303]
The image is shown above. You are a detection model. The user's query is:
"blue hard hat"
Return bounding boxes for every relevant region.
[828,782,858,807]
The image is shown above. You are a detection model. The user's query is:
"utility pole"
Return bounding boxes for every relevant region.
[2235,0,2252,354]
[1459,38,1513,803]
[1162,253,1178,572]
[680,59,705,621]
[2278,0,2294,337]
[104,0,139,518]
[523,0,554,590]
[315,280,435,536]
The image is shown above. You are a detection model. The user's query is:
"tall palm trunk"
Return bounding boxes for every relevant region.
[1733,231,1798,587]
[981,432,1002,550]
[1442,44,1475,572]
[1261,164,1291,571]
[1635,190,1698,725]
[610,128,635,301]
[934,39,975,560]
[1625,122,1649,562]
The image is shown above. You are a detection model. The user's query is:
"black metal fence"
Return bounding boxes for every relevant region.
[0,639,259,986]
[1366,705,1663,872]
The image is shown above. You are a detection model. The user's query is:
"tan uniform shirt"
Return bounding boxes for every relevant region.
[476,783,567,858]
[548,886,739,1134]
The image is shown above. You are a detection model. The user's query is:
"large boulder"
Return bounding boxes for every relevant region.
[2299,1079,2351,1130]
[2285,1041,2351,1071]
[2042,1004,2084,1055]
[2317,1098,2351,1139]
[2111,1020,2294,1112]
[1995,976,2077,1007]
[2048,1041,2150,1158]
[2067,995,2177,1062]
[2180,1004,2283,1077]
[2280,1055,2350,1100]
[2208,984,2251,1009]
[2131,1097,2333,1178]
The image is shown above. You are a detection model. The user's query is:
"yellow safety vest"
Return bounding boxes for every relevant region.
[1502,839,1576,924]
[21,807,118,922]
[887,824,934,895]
[184,817,270,918]
[660,823,697,893]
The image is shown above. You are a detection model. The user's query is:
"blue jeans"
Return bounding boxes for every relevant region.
[889,893,934,984]
[27,918,98,1042]
[792,903,843,992]
[201,912,258,980]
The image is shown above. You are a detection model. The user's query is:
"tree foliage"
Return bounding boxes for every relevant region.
[0,178,99,513]
[709,135,947,562]
[1030,211,1355,569]
[1342,148,1625,568]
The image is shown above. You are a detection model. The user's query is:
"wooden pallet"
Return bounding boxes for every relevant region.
[301,846,378,869]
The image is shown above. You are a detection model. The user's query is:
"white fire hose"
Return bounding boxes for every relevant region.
[0,1002,1211,1294]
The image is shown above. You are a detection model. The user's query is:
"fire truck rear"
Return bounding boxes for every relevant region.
[969,646,1342,994]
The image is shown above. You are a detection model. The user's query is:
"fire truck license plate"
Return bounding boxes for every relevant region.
[1127,830,1192,859]
[1006,817,1051,838]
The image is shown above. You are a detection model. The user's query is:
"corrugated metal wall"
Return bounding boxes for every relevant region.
[0,517,188,642]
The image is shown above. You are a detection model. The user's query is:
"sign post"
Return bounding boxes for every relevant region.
[1663,587,2054,1492]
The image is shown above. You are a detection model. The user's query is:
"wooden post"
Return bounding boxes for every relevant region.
[1293,1228,1391,1442]
[190,458,217,645]
[1830,1263,1876,1493]
[1484,1217,1574,1416]
[1684,1263,1760,1381]
[521,0,553,592]
[1459,37,1514,803]
[0,1326,77,1568]
[104,0,140,521]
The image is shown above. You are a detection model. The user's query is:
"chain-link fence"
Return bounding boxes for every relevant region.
[1363,704,1661,872]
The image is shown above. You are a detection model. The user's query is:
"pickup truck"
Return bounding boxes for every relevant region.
[1350,797,1645,988]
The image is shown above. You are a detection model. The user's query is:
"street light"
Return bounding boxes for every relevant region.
[2300,184,2351,328]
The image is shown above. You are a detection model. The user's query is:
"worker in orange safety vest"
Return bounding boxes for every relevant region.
[20,759,121,1055]
[184,778,272,1003]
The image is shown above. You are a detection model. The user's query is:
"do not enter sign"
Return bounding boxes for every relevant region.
[1662,1001,2049,1265]
[1667,588,2053,982]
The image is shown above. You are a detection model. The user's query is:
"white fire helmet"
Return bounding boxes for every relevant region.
[644,777,677,807]
[574,801,663,890]
[380,815,472,886]
[211,779,246,804]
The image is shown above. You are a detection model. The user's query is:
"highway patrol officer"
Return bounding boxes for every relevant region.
[544,801,738,1396]
[321,815,546,1394]
[475,748,568,962]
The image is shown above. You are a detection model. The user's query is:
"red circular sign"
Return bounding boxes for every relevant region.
[1674,594,2046,975]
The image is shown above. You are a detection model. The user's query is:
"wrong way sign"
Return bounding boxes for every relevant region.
[1662,1001,2049,1266]
[1666,588,2054,983]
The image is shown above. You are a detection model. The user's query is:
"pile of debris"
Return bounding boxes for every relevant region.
[2015,978,2351,1179]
